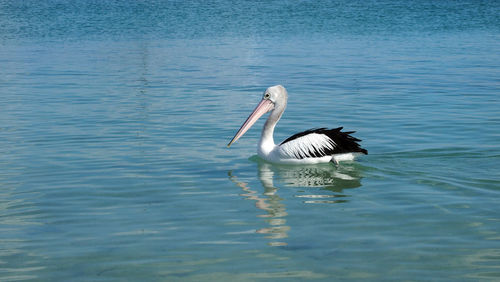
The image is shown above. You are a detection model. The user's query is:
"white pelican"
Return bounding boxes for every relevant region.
[227,85,367,164]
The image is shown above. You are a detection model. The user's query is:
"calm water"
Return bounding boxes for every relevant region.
[1,0,500,281]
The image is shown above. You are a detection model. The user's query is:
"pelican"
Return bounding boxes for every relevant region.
[227,85,367,164]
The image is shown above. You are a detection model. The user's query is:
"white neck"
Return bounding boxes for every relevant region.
[258,104,285,156]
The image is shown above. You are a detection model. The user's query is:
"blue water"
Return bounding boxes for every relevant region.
[1,0,500,280]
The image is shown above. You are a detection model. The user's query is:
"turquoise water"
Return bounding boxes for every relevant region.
[1,0,500,280]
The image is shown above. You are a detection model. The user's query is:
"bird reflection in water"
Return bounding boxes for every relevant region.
[228,159,363,246]
[228,165,289,247]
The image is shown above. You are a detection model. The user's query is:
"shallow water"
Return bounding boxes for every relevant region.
[1,0,500,280]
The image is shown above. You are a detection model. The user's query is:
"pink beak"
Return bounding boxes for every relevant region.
[227,99,274,147]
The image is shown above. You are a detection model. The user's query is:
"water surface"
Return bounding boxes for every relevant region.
[1,0,499,280]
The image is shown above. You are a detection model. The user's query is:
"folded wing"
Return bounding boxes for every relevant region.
[278,127,367,159]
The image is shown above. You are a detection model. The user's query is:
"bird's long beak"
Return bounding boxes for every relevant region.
[227,99,274,147]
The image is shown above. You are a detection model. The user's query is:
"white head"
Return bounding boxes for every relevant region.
[262,85,288,108]
[227,85,288,147]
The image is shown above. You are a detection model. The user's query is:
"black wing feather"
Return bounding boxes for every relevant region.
[280,127,367,158]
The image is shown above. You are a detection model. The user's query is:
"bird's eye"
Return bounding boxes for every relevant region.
[264,93,270,99]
